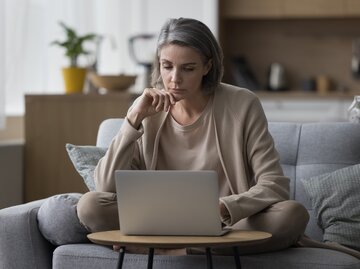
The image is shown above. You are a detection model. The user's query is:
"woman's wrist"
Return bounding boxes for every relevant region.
[127,111,144,130]
[219,202,230,219]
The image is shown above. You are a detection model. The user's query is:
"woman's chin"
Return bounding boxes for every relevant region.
[164,88,186,102]
[173,94,185,101]
[168,91,185,102]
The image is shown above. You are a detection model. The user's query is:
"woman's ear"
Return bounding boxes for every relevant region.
[203,59,212,76]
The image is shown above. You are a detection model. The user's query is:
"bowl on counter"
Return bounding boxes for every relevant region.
[88,72,137,91]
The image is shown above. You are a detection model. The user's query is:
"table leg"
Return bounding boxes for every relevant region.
[147,248,154,269]
[233,246,241,269]
[206,247,213,269]
[117,246,126,269]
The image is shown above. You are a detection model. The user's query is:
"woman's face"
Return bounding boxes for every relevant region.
[159,44,211,101]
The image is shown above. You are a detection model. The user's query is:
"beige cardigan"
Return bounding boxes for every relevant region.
[94,83,289,226]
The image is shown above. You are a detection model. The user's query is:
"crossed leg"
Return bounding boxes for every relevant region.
[78,193,310,255]
[77,191,186,255]
[189,200,309,255]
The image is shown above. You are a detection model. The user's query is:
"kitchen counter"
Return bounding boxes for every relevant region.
[253,91,356,122]
[255,90,357,100]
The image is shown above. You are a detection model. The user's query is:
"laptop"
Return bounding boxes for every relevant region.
[115,170,228,236]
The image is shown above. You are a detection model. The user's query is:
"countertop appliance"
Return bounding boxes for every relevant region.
[267,62,287,91]
[129,34,156,88]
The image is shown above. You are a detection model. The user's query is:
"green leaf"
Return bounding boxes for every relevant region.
[50,21,98,67]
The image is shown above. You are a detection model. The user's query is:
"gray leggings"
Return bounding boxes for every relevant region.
[77,192,309,255]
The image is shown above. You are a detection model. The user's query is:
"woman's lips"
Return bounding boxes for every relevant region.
[169,88,185,93]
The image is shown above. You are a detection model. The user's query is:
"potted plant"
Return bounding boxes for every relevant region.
[51,22,97,94]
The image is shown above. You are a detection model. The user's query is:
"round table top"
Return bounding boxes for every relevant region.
[87,230,272,248]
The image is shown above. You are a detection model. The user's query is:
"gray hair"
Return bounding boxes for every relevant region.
[151,18,223,94]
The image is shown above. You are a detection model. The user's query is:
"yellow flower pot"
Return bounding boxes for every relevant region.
[62,67,87,94]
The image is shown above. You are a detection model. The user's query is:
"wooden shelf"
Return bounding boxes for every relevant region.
[219,18,360,95]
[219,0,360,98]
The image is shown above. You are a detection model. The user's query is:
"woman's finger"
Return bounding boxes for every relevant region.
[149,90,159,107]
[142,88,174,114]
[168,92,176,105]
[155,93,165,111]
[163,93,170,112]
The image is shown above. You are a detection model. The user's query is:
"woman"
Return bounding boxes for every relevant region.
[77,17,309,255]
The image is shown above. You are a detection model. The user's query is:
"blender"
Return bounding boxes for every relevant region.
[129,34,157,89]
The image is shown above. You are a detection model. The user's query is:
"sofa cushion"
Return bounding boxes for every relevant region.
[301,164,360,251]
[66,143,107,191]
[52,244,360,269]
[0,199,55,269]
[37,193,89,246]
[268,123,301,200]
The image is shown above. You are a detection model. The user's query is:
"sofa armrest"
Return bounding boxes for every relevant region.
[0,199,55,269]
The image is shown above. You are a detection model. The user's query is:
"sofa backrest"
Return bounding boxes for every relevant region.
[96,118,124,147]
[97,119,360,241]
[268,122,360,240]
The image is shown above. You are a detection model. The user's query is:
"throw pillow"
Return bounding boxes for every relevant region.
[301,164,360,251]
[66,143,107,191]
[37,193,89,246]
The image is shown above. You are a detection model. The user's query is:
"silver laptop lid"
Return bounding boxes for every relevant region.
[115,170,222,236]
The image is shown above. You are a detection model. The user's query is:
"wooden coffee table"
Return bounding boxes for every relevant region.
[88,230,271,269]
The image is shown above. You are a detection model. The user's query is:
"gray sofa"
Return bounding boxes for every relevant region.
[1,119,359,269]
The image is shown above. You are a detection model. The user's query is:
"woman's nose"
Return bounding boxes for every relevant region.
[171,69,181,83]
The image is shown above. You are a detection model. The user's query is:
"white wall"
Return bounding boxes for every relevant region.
[110,0,219,93]
[96,0,219,75]
[1,0,219,116]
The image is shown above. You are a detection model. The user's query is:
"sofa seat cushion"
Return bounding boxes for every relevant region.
[53,244,360,269]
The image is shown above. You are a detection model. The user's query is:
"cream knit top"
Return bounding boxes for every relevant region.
[94,83,289,226]
[156,96,230,197]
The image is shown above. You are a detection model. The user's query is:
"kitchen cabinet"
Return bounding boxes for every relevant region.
[24,93,131,202]
[345,0,360,16]
[221,0,283,18]
[283,0,345,18]
[219,0,360,99]
[221,18,360,95]
[221,0,360,18]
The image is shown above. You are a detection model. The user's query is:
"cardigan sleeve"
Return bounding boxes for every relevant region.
[220,95,289,226]
[94,117,145,192]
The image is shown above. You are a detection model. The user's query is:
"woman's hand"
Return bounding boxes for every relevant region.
[127,88,176,129]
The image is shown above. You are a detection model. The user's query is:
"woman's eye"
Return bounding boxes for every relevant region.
[184,68,194,72]
[162,65,172,70]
